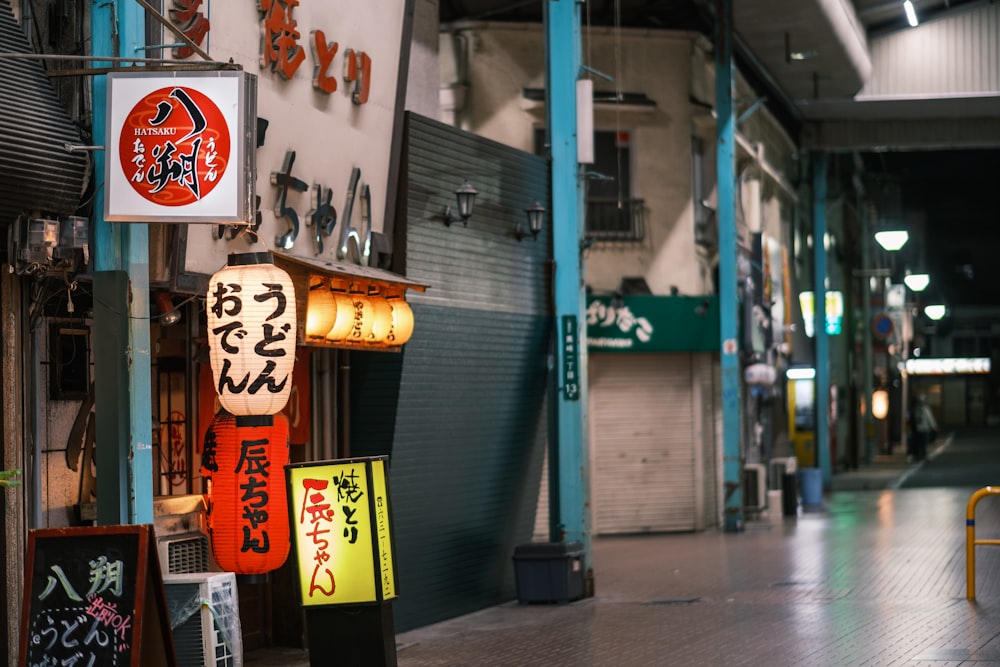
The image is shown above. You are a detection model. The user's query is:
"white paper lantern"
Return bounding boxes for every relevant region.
[305,282,338,339]
[206,252,297,415]
[344,295,375,343]
[326,292,356,342]
[367,296,394,344]
[387,299,414,345]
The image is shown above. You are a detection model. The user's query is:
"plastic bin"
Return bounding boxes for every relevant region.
[512,542,584,604]
[799,468,823,507]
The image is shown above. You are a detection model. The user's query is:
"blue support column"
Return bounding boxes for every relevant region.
[812,152,832,485]
[715,0,742,531]
[91,1,153,525]
[545,0,591,574]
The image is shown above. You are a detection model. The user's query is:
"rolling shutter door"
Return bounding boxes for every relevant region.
[590,353,699,534]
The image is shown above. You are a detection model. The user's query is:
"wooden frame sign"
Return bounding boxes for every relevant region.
[19,524,176,667]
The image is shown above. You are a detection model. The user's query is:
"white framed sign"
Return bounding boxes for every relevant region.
[105,70,255,223]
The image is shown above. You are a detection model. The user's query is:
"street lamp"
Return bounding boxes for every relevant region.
[874,229,909,251]
[903,273,930,292]
[924,304,947,321]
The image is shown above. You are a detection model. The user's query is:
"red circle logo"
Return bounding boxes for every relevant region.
[119,86,231,206]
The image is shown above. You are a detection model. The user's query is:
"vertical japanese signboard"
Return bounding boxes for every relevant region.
[286,456,397,606]
[19,525,175,667]
[105,71,256,224]
[562,315,580,401]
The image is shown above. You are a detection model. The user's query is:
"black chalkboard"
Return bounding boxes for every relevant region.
[19,524,176,667]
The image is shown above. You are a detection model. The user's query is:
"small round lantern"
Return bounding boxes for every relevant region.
[344,294,375,343]
[305,280,337,339]
[202,410,291,576]
[326,292,357,342]
[367,296,394,344]
[206,252,297,416]
[388,298,414,345]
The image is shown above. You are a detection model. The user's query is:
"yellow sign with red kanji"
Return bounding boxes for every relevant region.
[286,457,397,606]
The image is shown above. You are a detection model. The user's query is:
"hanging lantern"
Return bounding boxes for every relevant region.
[387,298,414,345]
[326,292,356,343]
[305,280,337,339]
[367,296,394,344]
[207,252,297,416]
[202,410,291,576]
[344,293,375,344]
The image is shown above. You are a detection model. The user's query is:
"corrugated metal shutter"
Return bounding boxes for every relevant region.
[0,2,86,226]
[351,113,552,632]
[590,353,701,534]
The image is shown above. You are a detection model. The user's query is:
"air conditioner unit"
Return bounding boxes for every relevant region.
[154,494,215,574]
[742,463,767,511]
[769,457,798,490]
[163,572,243,667]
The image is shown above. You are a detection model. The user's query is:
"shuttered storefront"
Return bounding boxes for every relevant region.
[350,113,551,631]
[590,352,719,534]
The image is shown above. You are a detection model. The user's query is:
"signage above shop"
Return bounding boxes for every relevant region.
[105,71,256,224]
[174,1,413,280]
[905,358,991,375]
[799,290,843,337]
[586,295,719,352]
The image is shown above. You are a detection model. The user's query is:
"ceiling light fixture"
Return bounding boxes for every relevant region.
[874,230,909,251]
[903,0,919,27]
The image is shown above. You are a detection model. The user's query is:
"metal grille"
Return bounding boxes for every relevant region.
[586,198,645,241]
[166,534,210,574]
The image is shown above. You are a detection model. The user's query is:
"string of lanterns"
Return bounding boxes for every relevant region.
[305,277,415,347]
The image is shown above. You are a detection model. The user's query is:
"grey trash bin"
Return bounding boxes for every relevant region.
[512,542,584,604]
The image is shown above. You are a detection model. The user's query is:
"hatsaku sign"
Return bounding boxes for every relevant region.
[105,71,255,224]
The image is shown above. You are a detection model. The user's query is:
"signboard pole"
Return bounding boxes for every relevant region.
[90,0,154,525]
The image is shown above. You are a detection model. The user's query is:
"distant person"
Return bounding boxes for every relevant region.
[912,395,938,462]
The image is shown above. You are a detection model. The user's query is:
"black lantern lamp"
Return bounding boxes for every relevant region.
[442,180,478,226]
[515,200,546,241]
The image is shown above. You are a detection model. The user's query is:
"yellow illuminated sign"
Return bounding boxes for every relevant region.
[286,456,397,606]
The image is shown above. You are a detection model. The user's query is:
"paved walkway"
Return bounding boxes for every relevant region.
[248,431,1000,666]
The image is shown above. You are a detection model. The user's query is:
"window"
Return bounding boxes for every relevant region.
[585,130,643,241]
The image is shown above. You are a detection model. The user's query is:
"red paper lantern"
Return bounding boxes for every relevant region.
[202,410,291,575]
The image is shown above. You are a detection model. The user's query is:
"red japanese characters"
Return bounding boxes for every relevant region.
[202,411,291,576]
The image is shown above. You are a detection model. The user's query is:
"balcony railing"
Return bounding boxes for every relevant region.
[585,197,645,242]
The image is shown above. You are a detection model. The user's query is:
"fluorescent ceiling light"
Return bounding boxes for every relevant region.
[874,230,909,251]
[904,0,919,27]
[903,273,930,291]
[786,367,816,380]
[924,304,946,320]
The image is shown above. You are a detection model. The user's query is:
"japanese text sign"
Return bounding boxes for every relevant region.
[586,295,720,352]
[105,71,255,223]
[19,525,175,667]
[286,456,397,606]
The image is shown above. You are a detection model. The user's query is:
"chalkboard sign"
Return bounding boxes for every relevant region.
[19,524,176,667]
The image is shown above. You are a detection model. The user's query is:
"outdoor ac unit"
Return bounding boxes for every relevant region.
[153,494,214,574]
[769,457,798,490]
[163,572,242,667]
[742,463,767,510]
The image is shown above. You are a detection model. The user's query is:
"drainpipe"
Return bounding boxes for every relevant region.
[90,0,153,525]
[715,0,743,531]
[545,0,591,584]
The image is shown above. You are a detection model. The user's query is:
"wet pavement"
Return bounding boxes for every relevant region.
[248,429,1000,666]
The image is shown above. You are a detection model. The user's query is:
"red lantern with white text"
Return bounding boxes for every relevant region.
[202,410,291,575]
[206,252,297,415]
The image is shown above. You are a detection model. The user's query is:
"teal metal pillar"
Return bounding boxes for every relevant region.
[545,0,591,571]
[91,0,154,525]
[715,0,742,531]
[812,152,832,485]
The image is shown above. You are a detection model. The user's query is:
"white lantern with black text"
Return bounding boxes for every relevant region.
[207,252,297,415]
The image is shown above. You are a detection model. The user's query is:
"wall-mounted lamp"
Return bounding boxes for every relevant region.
[155,291,182,327]
[442,180,478,226]
[514,200,546,241]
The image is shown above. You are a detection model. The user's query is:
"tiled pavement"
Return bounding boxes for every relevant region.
[249,433,1000,666]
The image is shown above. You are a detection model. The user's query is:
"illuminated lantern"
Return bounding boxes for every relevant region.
[326,292,355,343]
[305,280,337,339]
[387,298,415,345]
[206,252,297,416]
[202,410,291,576]
[367,296,394,344]
[344,294,375,344]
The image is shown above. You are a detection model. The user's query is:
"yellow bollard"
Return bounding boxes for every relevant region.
[966,486,1000,600]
